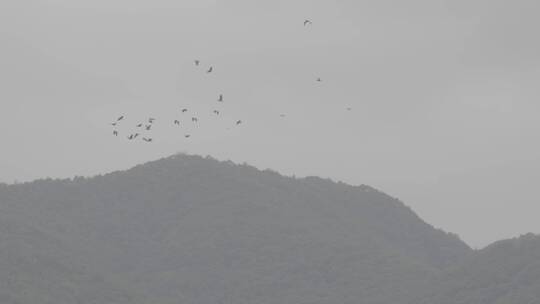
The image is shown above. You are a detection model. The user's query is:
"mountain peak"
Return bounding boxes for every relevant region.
[0,153,476,303]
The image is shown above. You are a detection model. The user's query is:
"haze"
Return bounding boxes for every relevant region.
[1,0,539,248]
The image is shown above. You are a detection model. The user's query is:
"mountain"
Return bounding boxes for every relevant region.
[0,213,145,304]
[416,233,540,304]
[5,153,536,303]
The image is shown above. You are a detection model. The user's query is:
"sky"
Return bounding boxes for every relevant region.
[1,0,539,248]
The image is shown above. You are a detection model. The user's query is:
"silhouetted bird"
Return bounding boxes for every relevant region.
[133,133,140,138]
[145,125,152,130]
[207,66,213,73]
[174,120,180,125]
[213,110,220,115]
[192,117,198,122]
[218,94,223,102]
[236,120,242,125]
[136,123,143,127]
[148,118,156,124]
[111,122,117,126]
[304,20,312,26]
[182,108,188,113]
[194,60,200,66]
[143,138,153,142]
[185,134,191,138]
[117,116,124,121]
[127,134,134,140]
[316,78,322,82]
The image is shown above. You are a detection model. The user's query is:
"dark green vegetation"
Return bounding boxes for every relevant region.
[0,154,538,303]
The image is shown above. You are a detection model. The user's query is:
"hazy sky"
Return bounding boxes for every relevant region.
[1,0,539,248]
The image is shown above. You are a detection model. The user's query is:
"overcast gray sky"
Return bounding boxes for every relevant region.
[1,0,539,248]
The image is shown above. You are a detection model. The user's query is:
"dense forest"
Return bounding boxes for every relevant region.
[0,154,538,303]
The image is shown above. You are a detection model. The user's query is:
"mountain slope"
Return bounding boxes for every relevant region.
[417,233,540,304]
[0,214,145,304]
[0,154,472,303]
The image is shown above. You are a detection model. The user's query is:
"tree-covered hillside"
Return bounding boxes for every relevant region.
[416,233,540,304]
[1,154,537,303]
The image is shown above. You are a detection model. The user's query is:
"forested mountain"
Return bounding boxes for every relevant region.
[0,213,144,304]
[0,154,537,303]
[416,233,540,304]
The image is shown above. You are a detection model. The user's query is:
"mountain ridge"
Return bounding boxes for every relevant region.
[1,153,538,303]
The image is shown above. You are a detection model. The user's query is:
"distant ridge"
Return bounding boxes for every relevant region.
[2,153,538,303]
[417,233,540,304]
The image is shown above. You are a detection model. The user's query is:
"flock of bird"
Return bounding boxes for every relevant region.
[110,19,348,143]
[110,58,244,142]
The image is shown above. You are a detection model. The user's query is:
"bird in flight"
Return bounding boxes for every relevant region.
[184,134,191,138]
[236,120,242,125]
[213,110,220,115]
[117,116,124,121]
[127,134,134,140]
[174,120,180,125]
[148,118,156,124]
[207,66,213,73]
[111,122,117,126]
[316,77,322,82]
[133,133,140,138]
[145,125,152,130]
[194,60,200,66]
[304,20,312,26]
[181,108,188,113]
[136,123,143,127]
[192,117,198,122]
[218,94,223,102]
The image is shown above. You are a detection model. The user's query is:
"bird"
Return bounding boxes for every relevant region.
[143,137,153,142]
[113,130,118,136]
[218,94,223,102]
[136,123,143,127]
[174,120,180,125]
[207,66,213,73]
[111,122,117,126]
[145,125,152,130]
[194,60,200,66]
[117,116,124,121]
[133,133,140,138]
[127,134,134,140]
[304,20,312,26]
[236,120,242,125]
[192,117,198,122]
[213,110,220,115]
[148,118,156,124]
[184,134,191,138]
[316,77,322,82]
[181,108,188,113]
[346,107,352,111]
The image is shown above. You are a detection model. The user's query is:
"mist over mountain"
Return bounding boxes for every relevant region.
[417,233,540,304]
[0,154,538,303]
